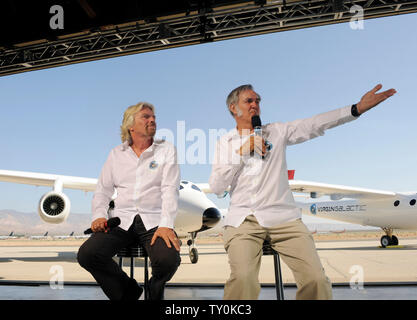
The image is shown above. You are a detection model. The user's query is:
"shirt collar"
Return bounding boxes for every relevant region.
[121,141,130,151]
[121,139,164,152]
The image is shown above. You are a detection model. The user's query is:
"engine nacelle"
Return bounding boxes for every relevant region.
[38,191,70,224]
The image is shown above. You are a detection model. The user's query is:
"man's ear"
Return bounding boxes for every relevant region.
[229,103,236,116]
[230,103,243,117]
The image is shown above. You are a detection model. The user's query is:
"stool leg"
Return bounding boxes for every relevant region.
[130,257,134,278]
[144,256,149,300]
[273,253,284,300]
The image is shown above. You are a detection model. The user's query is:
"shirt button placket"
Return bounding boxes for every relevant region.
[134,159,141,204]
[251,177,258,207]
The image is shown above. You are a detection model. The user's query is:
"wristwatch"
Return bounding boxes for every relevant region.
[351,104,361,117]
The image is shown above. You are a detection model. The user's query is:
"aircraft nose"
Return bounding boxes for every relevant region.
[202,207,221,228]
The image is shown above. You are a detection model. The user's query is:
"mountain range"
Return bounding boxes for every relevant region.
[0,209,91,236]
[0,209,377,237]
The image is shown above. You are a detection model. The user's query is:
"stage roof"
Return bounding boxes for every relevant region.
[1,0,416,77]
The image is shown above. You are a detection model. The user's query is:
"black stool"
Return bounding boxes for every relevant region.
[117,244,150,300]
[262,240,284,300]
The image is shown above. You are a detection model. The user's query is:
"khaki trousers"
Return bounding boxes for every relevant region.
[223,215,332,300]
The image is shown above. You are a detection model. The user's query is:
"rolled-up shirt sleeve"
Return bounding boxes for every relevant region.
[91,151,115,222]
[158,145,180,229]
[209,137,243,197]
[285,105,356,145]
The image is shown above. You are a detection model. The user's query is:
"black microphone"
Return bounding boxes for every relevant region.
[251,115,262,136]
[84,217,121,235]
[251,115,272,155]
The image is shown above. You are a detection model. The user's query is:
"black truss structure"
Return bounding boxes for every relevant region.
[1,0,416,77]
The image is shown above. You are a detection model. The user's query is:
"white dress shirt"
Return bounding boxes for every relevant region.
[92,139,180,231]
[209,105,357,228]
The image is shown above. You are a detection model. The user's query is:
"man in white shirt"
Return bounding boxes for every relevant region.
[78,102,181,300]
[209,84,396,300]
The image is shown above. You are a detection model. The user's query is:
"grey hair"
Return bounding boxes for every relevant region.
[226,84,261,117]
[120,102,155,144]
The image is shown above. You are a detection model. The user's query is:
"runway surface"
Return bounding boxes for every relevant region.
[1,237,417,300]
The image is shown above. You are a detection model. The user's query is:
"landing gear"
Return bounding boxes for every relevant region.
[189,247,198,264]
[187,232,198,264]
[380,235,390,247]
[380,228,399,248]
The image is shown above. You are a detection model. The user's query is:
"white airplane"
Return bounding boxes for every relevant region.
[197,174,417,248]
[53,231,75,239]
[0,231,18,240]
[30,231,49,240]
[290,180,417,247]
[3,169,415,250]
[0,169,221,263]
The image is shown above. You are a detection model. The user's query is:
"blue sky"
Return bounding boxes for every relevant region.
[1,13,416,216]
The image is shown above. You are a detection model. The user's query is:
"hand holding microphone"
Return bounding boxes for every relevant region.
[84,217,121,234]
[238,115,269,157]
[238,135,266,157]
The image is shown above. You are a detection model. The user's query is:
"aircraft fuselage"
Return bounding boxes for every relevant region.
[298,194,417,230]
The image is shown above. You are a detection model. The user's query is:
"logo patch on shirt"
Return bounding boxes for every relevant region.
[149,160,158,169]
[265,140,273,151]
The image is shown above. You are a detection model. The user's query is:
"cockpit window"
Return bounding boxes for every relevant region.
[179,185,184,190]
[191,185,201,192]
[181,181,189,184]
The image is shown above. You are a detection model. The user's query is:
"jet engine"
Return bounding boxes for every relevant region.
[38,191,70,224]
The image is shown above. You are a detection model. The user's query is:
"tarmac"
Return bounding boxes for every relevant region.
[1,236,417,300]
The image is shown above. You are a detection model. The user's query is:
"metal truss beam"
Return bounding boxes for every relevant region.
[1,0,416,77]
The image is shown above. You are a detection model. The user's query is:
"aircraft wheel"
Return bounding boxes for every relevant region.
[189,247,198,264]
[391,235,399,246]
[381,235,390,248]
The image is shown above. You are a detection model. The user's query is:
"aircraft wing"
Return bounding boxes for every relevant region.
[289,180,396,200]
[195,170,295,195]
[0,169,97,192]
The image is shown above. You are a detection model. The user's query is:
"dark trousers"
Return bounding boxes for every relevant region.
[77,215,181,300]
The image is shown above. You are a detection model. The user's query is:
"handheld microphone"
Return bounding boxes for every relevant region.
[251,115,262,136]
[84,217,121,235]
[251,115,272,155]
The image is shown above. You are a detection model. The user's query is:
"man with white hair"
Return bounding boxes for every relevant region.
[78,102,181,300]
[209,83,396,300]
